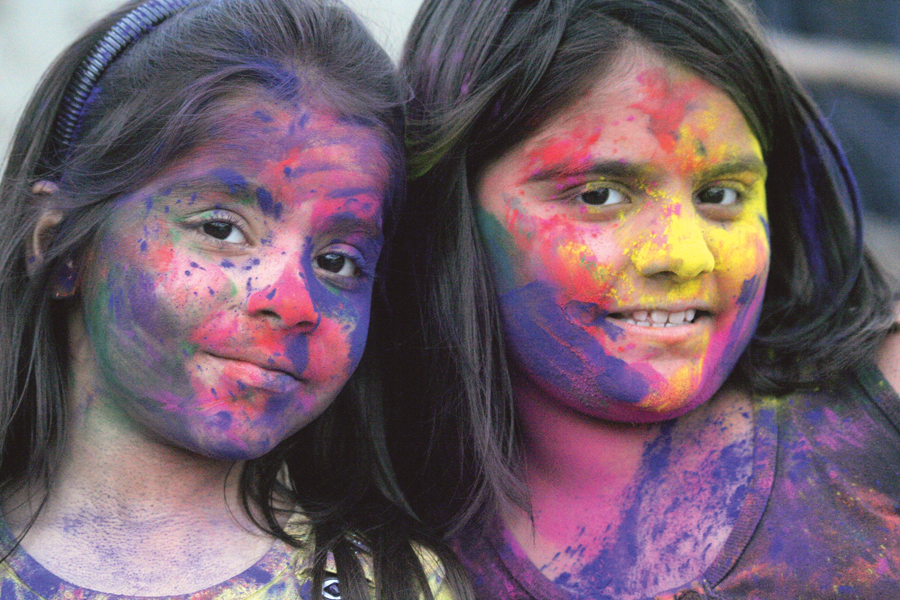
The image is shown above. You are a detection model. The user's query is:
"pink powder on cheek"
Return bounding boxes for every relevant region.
[541,233,618,301]
[188,316,241,348]
[304,315,355,383]
[498,198,622,302]
[142,244,176,273]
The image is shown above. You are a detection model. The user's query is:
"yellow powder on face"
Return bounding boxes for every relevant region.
[626,209,715,281]
[639,363,704,413]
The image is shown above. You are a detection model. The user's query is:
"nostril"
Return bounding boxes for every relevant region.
[247,277,319,329]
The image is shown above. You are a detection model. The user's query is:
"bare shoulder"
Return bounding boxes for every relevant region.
[876,317,900,392]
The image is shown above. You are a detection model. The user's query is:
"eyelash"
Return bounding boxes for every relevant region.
[188,212,250,248]
[185,210,376,289]
[313,246,371,290]
[559,181,747,210]
[695,185,743,206]
[554,182,631,213]
[573,184,629,207]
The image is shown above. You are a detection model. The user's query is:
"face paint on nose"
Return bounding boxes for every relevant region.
[628,199,716,281]
[74,97,389,460]
[475,46,770,423]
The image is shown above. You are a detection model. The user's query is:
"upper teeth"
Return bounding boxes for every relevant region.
[623,309,697,327]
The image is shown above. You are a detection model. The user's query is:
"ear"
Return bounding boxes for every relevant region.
[31,209,64,262]
[29,181,77,298]
[30,180,62,261]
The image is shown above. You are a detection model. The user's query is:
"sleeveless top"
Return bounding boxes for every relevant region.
[451,363,900,599]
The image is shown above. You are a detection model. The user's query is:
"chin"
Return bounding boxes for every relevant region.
[175,427,291,462]
[586,400,703,424]
[569,381,717,424]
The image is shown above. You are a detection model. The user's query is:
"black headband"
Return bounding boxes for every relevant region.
[54,0,192,156]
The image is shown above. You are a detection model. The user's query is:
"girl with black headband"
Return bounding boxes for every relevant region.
[0,0,469,598]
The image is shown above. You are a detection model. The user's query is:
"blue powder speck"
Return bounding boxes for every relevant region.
[253,110,274,123]
[256,187,283,219]
[212,168,248,194]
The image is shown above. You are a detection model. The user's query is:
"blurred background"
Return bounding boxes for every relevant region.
[1,0,897,275]
[756,0,900,276]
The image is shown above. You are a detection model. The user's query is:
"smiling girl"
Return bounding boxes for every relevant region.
[0,0,467,598]
[387,0,900,597]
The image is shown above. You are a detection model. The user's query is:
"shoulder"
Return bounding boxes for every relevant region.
[876,310,900,392]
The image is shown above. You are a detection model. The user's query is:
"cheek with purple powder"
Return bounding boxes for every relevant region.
[478,203,661,415]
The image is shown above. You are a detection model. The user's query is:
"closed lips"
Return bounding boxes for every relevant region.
[205,351,302,381]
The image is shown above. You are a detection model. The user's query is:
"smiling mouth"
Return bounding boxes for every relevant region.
[609,309,709,327]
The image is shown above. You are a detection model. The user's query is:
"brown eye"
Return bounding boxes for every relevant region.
[316,253,356,276]
[697,187,739,205]
[201,221,246,244]
[577,187,626,206]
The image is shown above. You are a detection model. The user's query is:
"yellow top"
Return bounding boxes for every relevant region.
[0,515,455,600]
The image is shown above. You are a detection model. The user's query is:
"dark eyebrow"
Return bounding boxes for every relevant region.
[319,211,384,241]
[164,176,254,203]
[697,157,768,181]
[326,185,383,200]
[525,156,767,184]
[526,161,653,184]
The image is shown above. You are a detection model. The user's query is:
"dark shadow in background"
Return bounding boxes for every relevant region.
[754,0,900,275]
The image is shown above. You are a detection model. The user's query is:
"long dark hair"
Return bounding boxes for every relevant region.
[0,0,470,597]
[387,0,898,532]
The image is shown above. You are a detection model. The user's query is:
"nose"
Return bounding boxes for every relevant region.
[630,201,715,281]
[247,263,320,331]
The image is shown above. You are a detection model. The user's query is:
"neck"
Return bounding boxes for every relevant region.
[504,375,753,600]
[20,401,246,529]
[2,337,278,595]
[516,384,660,513]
